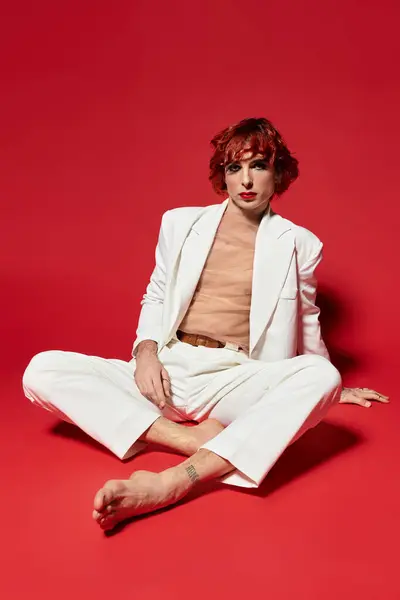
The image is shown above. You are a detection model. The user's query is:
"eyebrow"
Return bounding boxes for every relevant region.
[225,157,267,167]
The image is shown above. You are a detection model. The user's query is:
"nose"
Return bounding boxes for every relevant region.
[241,166,253,189]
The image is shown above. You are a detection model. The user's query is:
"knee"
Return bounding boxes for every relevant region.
[22,350,64,392]
[321,359,342,394]
[299,354,342,392]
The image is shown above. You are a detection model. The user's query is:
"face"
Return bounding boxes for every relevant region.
[224,151,275,215]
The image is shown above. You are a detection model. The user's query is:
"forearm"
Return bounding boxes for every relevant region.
[298,319,330,361]
[297,241,330,361]
[132,300,164,356]
[132,212,170,357]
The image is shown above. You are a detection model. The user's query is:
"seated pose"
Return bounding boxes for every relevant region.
[22,117,389,532]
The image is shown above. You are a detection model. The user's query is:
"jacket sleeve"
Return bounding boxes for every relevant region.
[297,242,330,361]
[131,211,170,357]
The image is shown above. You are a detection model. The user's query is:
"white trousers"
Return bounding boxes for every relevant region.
[22,338,342,488]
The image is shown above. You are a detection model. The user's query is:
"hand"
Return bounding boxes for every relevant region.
[339,387,390,408]
[134,353,172,409]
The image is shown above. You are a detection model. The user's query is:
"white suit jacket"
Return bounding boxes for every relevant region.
[132,199,330,362]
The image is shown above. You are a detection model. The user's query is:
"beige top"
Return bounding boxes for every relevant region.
[178,207,259,353]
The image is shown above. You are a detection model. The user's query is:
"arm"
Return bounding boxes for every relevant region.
[297,240,390,408]
[131,211,170,358]
[297,241,330,361]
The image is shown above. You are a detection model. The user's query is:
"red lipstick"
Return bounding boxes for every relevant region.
[239,192,256,199]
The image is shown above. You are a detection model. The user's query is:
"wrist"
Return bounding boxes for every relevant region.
[135,340,158,360]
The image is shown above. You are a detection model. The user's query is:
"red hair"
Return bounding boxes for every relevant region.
[209,117,299,197]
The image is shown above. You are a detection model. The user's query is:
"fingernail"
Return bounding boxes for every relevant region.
[367,402,372,407]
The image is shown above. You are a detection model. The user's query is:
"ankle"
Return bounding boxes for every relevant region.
[160,463,195,495]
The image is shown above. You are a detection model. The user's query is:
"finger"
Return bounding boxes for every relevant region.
[349,397,372,407]
[369,390,389,401]
[374,395,390,403]
[161,369,172,398]
[140,389,154,403]
[356,388,390,400]
[144,383,161,406]
[161,378,171,401]
[356,391,390,403]
[133,377,148,398]
[359,398,372,408]
[152,376,167,409]
[135,380,157,405]
[341,394,371,407]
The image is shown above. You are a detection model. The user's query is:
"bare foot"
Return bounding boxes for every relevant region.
[140,417,224,457]
[92,469,190,531]
[187,419,225,455]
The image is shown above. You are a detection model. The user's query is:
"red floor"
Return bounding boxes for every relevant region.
[2,358,398,599]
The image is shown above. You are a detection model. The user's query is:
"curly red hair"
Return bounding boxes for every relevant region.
[209,117,299,197]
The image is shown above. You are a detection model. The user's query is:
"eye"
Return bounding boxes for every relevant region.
[252,161,268,170]
[226,163,240,173]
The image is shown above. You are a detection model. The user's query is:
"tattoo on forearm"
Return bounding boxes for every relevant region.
[185,464,200,484]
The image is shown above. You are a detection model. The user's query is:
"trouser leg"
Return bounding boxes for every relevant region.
[22,350,163,459]
[202,354,342,488]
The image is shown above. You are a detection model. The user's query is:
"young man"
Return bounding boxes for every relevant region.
[22,117,389,531]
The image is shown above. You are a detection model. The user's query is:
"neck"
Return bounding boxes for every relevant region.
[226,197,270,224]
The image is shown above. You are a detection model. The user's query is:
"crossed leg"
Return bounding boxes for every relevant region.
[22,349,341,532]
[93,354,341,531]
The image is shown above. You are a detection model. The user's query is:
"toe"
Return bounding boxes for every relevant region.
[100,514,117,531]
[94,486,115,512]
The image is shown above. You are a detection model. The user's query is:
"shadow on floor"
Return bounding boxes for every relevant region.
[50,421,114,456]
[187,419,363,501]
[317,286,361,376]
[50,420,185,458]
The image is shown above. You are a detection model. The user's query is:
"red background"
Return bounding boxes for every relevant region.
[2,1,399,599]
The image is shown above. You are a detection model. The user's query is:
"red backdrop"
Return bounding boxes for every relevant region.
[3,0,399,376]
[2,1,399,598]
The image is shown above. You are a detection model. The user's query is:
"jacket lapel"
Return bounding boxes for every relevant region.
[249,208,294,355]
[165,199,229,342]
